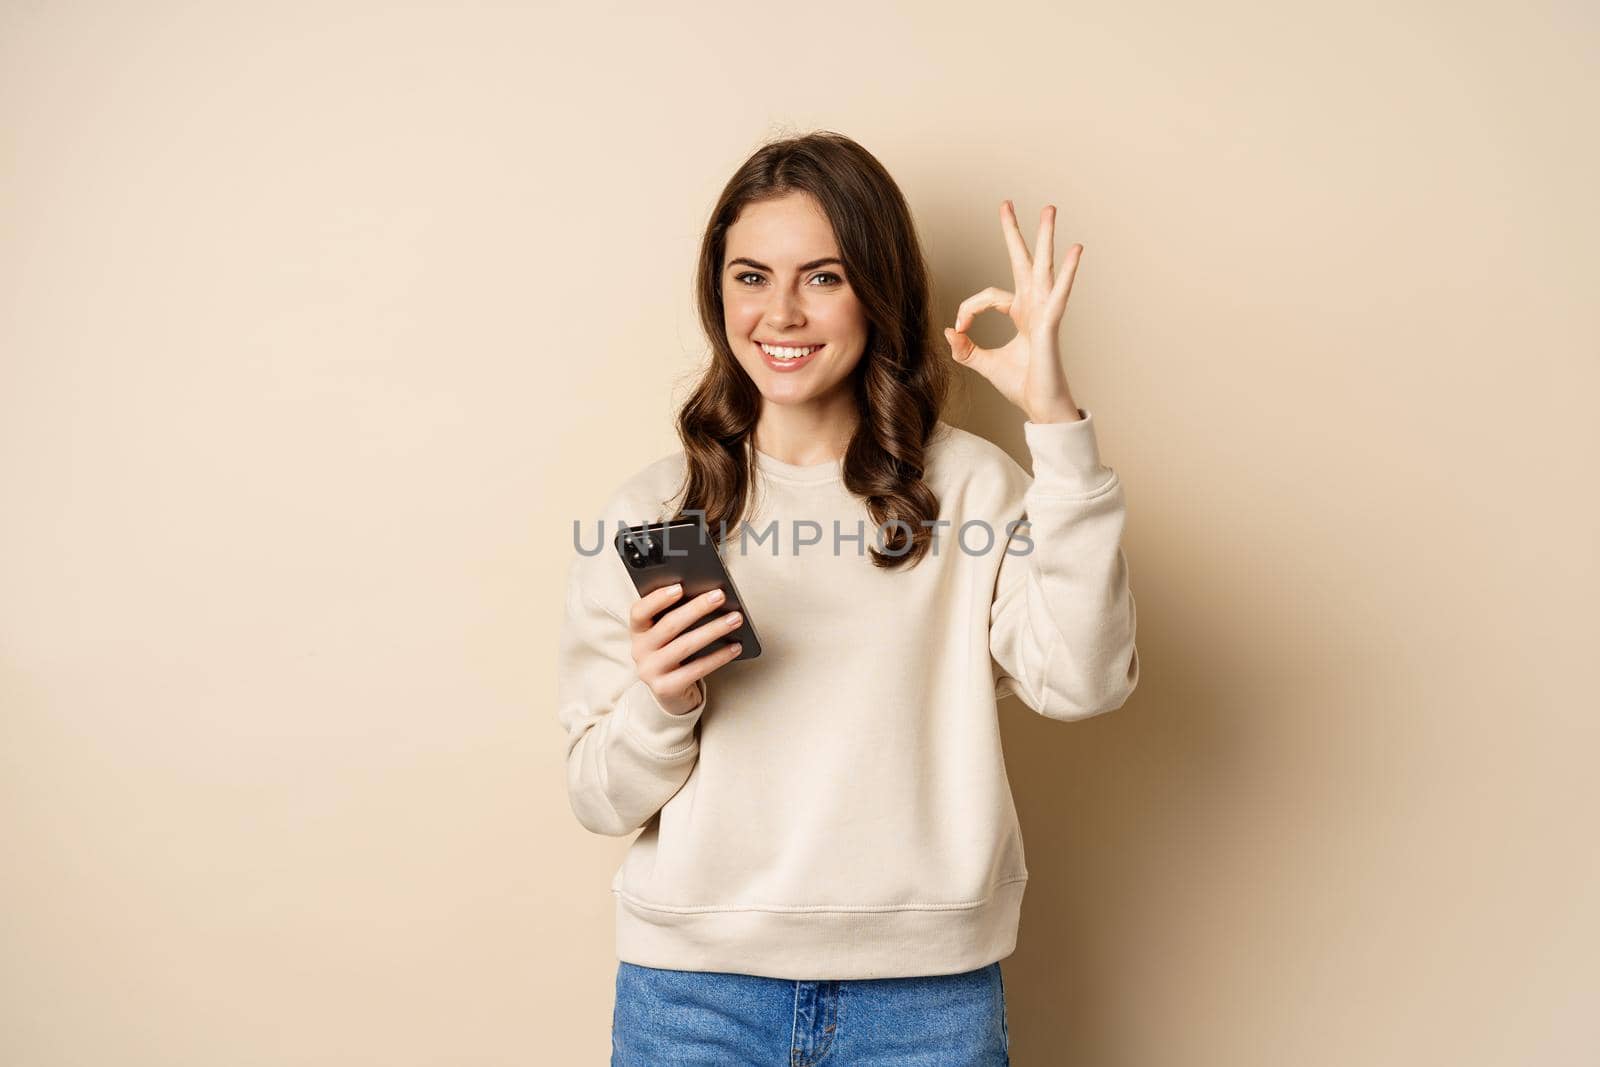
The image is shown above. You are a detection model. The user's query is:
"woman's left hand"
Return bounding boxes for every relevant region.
[945,200,1083,423]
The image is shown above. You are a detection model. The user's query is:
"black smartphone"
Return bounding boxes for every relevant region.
[613,515,763,663]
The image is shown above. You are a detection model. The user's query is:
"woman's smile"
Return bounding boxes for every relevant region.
[757,341,825,372]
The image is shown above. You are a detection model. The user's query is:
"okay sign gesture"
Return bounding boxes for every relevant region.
[944,200,1084,424]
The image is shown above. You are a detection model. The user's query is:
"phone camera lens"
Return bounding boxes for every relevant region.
[620,526,662,569]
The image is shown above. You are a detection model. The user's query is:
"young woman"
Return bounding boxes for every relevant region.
[556,130,1140,1065]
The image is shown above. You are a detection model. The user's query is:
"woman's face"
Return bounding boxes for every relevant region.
[721,191,869,410]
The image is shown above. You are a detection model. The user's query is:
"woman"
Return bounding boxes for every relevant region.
[556,130,1140,1065]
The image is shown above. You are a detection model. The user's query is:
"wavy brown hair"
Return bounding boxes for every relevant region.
[664,131,955,570]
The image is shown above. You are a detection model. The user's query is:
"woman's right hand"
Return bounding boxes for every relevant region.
[628,584,744,716]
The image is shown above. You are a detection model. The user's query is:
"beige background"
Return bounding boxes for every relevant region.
[2,1,1596,1064]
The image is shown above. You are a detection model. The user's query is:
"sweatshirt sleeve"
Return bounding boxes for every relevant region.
[988,408,1140,720]
[556,552,709,837]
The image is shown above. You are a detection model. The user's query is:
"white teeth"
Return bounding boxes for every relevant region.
[760,343,821,360]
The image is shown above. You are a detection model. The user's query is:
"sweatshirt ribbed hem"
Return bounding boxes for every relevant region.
[612,876,1027,981]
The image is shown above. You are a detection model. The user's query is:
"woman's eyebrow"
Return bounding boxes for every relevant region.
[727,256,843,272]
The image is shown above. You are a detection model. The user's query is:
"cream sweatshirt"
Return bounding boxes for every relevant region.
[556,409,1139,980]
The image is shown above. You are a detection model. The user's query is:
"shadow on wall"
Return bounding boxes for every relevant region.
[968,385,1413,1062]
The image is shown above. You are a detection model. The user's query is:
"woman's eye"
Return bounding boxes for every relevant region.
[733,272,844,286]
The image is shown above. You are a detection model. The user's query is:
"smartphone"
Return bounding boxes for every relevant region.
[613,515,762,662]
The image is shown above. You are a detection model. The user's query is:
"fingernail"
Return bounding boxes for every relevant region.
[710,589,724,602]
[667,584,682,596]
[726,612,742,625]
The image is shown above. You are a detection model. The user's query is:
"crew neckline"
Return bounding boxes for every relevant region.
[752,445,845,485]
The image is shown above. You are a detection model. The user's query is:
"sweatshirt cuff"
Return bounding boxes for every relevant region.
[1022,408,1113,497]
[616,676,707,759]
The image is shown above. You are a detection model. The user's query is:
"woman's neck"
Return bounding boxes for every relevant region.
[751,403,858,467]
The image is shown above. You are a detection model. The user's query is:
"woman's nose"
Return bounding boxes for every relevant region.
[765,291,804,327]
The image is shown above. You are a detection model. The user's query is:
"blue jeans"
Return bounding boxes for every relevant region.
[611,960,1010,1066]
